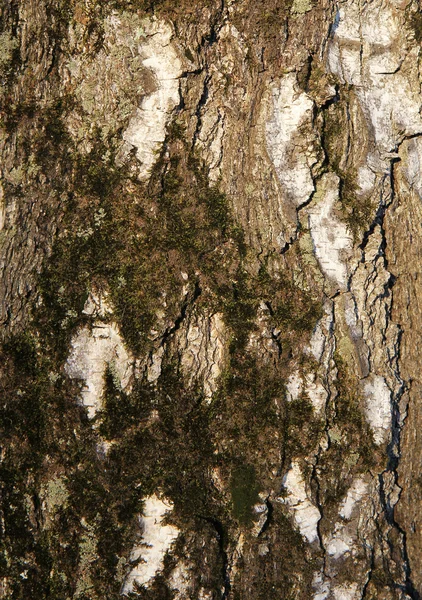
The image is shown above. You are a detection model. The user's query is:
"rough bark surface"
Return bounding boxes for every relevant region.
[2,0,422,599]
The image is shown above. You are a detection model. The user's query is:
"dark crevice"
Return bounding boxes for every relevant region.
[360,545,375,599]
[191,74,211,151]
[398,131,422,143]
[299,53,313,93]
[373,157,420,599]
[319,87,340,111]
[356,152,401,268]
[262,301,283,357]
[160,280,202,349]
[310,459,324,551]
[378,469,420,599]
[175,78,186,112]
[270,329,282,358]
[279,234,297,255]
[179,66,203,78]
[198,515,231,599]
[187,0,226,152]
[258,498,273,536]
[41,40,59,82]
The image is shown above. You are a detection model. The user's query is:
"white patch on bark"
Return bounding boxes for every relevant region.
[169,562,191,598]
[279,461,321,544]
[340,478,369,520]
[326,533,352,560]
[356,166,376,194]
[324,483,367,561]
[328,1,422,171]
[307,301,334,365]
[403,137,422,199]
[332,583,361,600]
[123,19,183,180]
[147,346,165,383]
[308,322,327,362]
[197,108,225,182]
[266,73,316,207]
[313,476,371,598]
[286,371,327,413]
[312,572,331,600]
[286,370,303,401]
[308,173,353,289]
[305,375,328,414]
[122,495,179,595]
[66,317,133,420]
[363,375,392,445]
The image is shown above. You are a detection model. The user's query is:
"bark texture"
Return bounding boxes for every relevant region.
[2,1,422,599]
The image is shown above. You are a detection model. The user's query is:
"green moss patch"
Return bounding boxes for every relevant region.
[230,464,260,526]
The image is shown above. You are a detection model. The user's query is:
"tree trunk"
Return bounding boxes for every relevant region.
[1,1,422,598]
